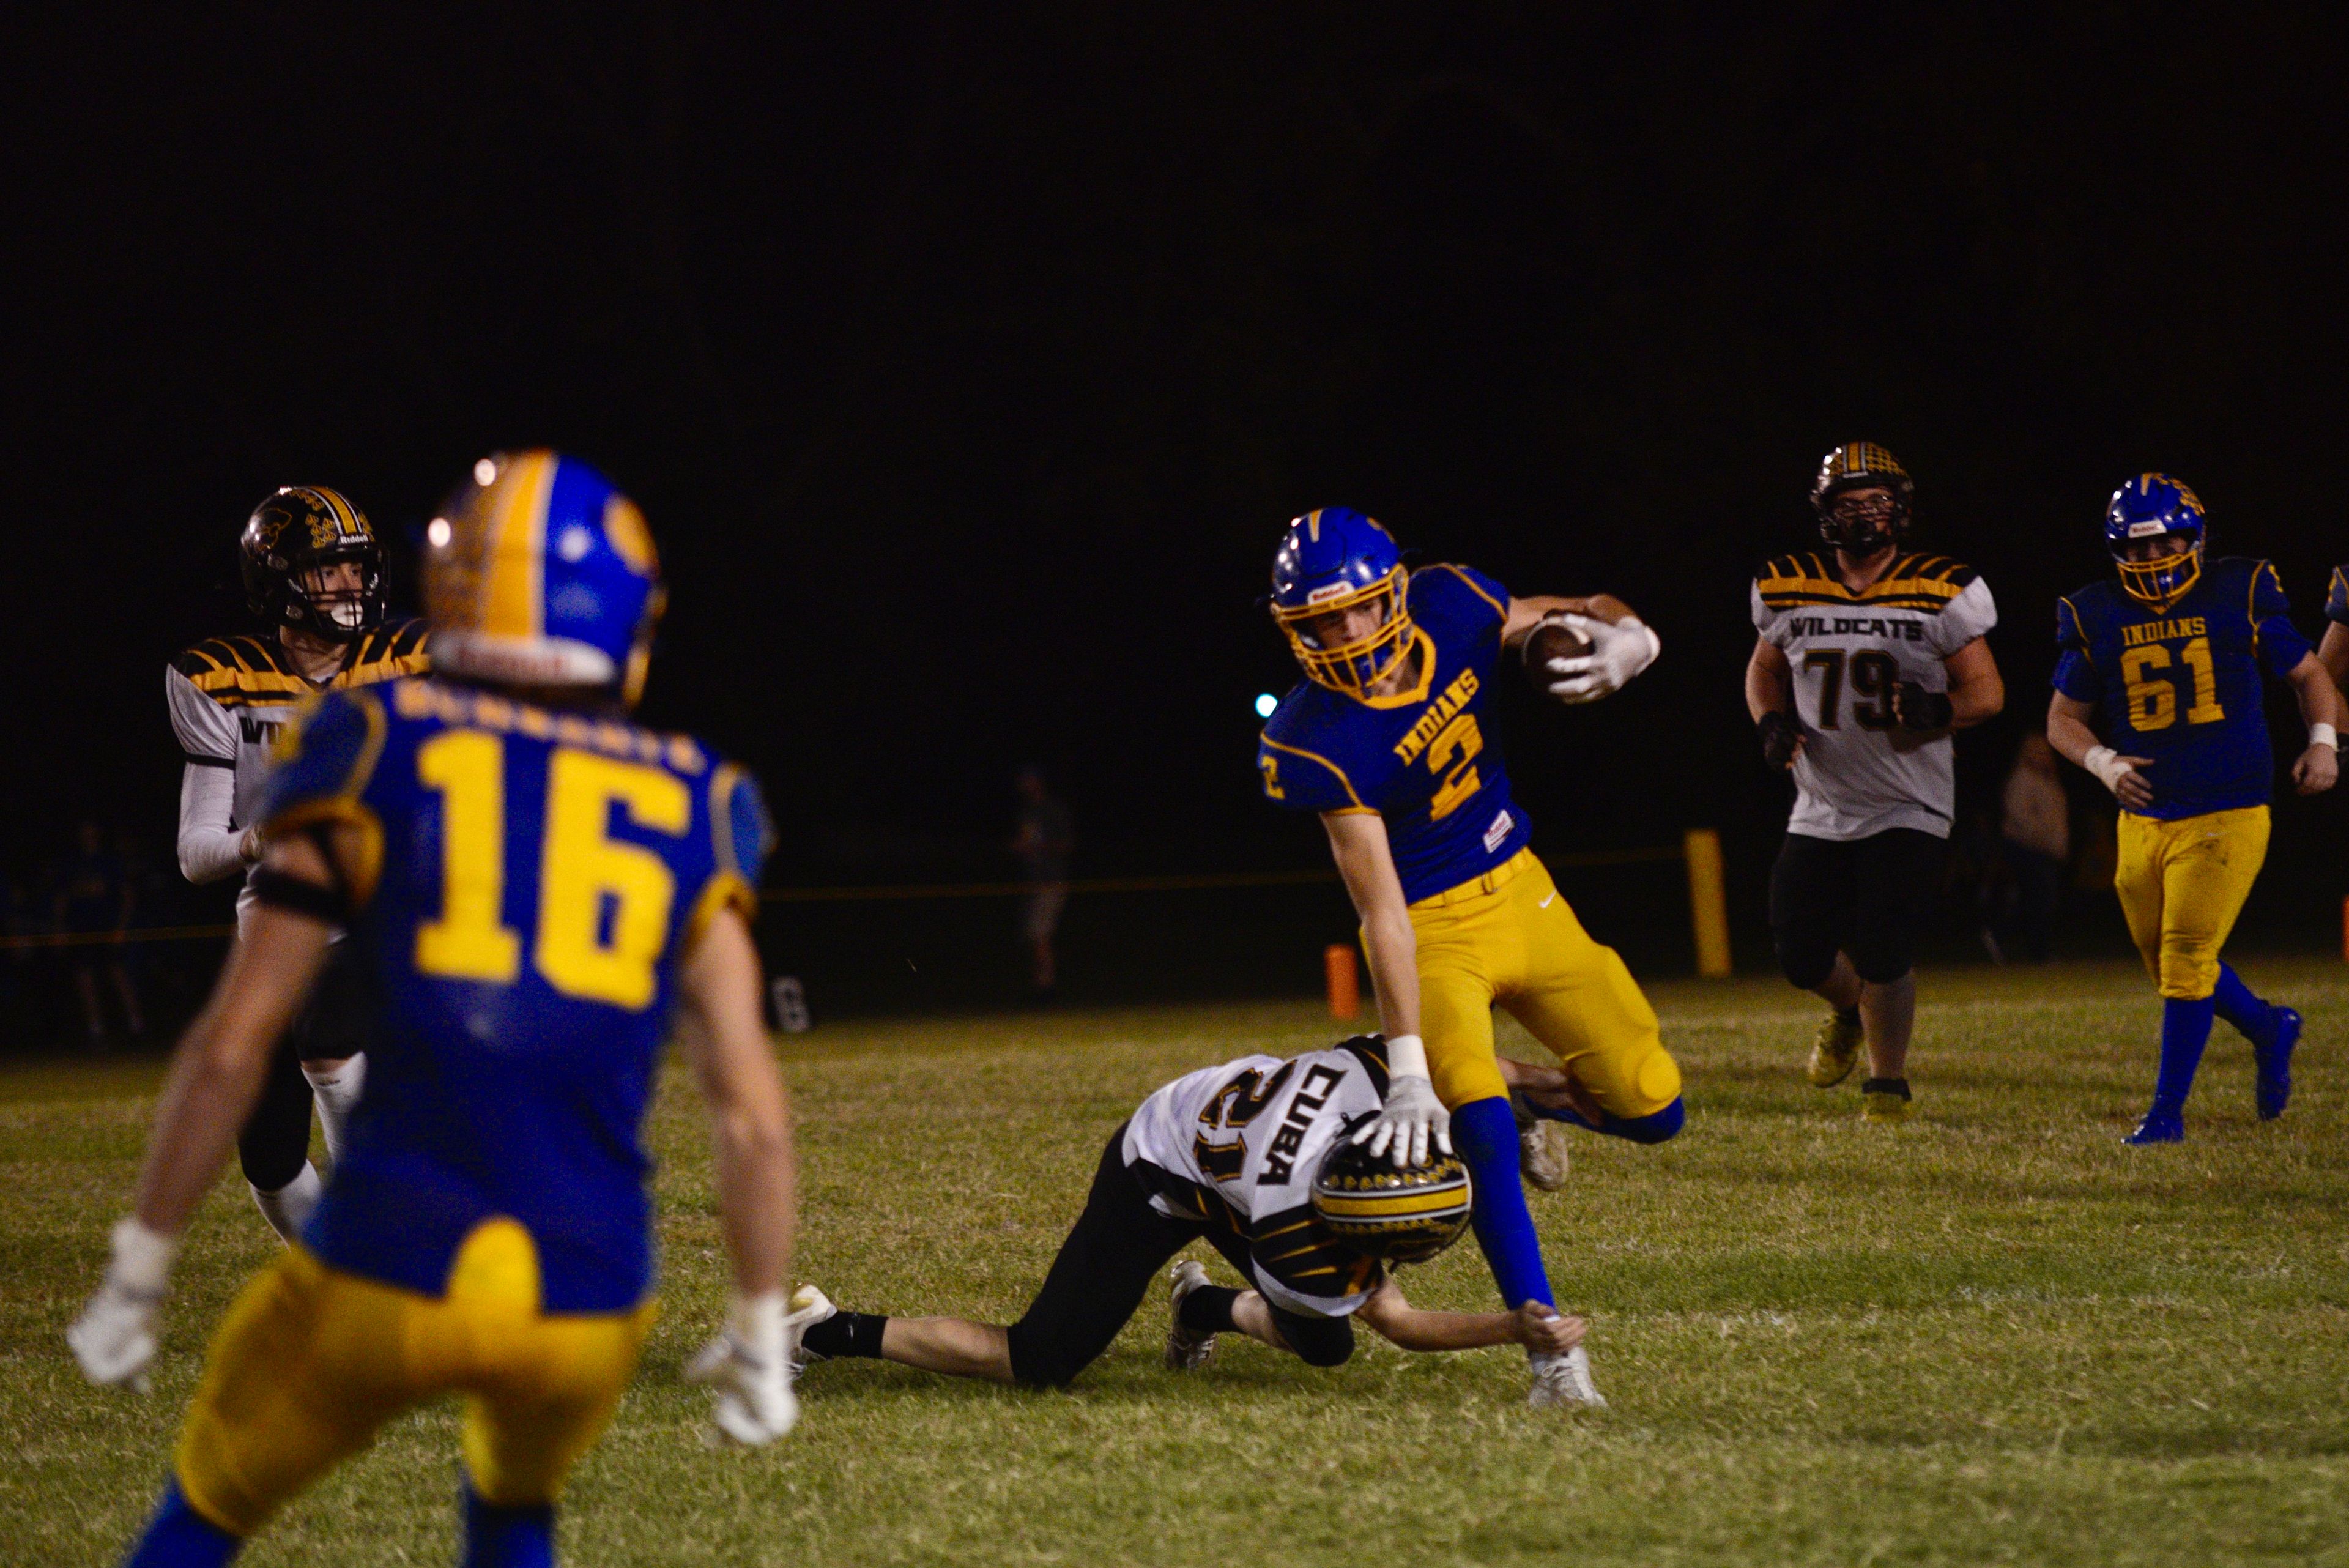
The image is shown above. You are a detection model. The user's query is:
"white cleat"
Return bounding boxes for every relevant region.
[1511,1092,1567,1191]
[1165,1260,1219,1372]
[785,1284,837,1369]
[1527,1345,1608,1410]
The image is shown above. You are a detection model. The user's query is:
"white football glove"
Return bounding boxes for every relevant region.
[67,1218,179,1394]
[1349,1035,1453,1169]
[685,1287,831,1446]
[1542,613,1661,704]
[2082,745,2140,797]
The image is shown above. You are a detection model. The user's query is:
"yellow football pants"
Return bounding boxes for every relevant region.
[175,1219,655,1537]
[2114,804,2269,1000]
[1393,847,1682,1115]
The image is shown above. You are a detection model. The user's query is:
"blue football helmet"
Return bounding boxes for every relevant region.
[1269,508,1415,694]
[423,451,666,707]
[2105,473,2207,608]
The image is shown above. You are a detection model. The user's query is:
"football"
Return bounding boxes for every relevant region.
[1521,616,1592,694]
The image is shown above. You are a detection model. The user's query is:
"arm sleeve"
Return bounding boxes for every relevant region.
[1256,735,1368,813]
[2250,561,2315,680]
[2052,597,2101,702]
[1929,574,1998,656]
[165,664,238,767]
[177,763,248,884]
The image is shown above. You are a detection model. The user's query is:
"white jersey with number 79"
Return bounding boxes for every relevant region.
[1751,552,1997,843]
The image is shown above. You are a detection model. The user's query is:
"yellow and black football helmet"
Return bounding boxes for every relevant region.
[1310,1128,1473,1266]
[239,485,385,643]
[1809,442,1915,555]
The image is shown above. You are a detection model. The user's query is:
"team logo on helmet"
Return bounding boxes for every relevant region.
[1268,508,1417,696]
[1809,442,1915,555]
[238,485,385,644]
[2104,472,2207,608]
[423,451,666,707]
[1310,1130,1473,1266]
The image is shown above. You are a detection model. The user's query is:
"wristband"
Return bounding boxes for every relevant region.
[1384,1034,1429,1080]
[2312,723,2339,750]
[108,1216,179,1298]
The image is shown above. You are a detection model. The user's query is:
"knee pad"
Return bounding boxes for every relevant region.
[1847,937,1915,987]
[1774,934,1838,993]
[1003,1321,1084,1389]
[1273,1310,1354,1368]
[1606,1097,1684,1145]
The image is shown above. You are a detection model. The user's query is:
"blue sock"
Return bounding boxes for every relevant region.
[1452,1096,1554,1309]
[463,1481,554,1568]
[1522,1095,1686,1145]
[2209,964,2273,1044]
[2151,997,2217,1113]
[123,1477,240,1568]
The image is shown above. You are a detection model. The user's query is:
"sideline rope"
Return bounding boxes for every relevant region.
[0,844,1693,948]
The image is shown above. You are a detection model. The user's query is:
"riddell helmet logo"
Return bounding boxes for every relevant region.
[2127,521,2169,538]
[1305,582,1353,604]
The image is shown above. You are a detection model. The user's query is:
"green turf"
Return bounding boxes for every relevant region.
[7,958,2349,1566]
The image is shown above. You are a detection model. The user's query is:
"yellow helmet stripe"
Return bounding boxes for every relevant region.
[482,453,554,639]
[1313,1186,1469,1218]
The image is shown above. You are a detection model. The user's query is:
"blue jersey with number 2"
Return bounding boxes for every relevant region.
[1257,564,1531,904]
[259,678,772,1312]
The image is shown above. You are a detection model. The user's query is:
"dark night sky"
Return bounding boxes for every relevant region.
[9,4,2346,908]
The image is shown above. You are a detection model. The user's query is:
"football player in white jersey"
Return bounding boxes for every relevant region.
[790,1039,1594,1400]
[165,486,428,1238]
[1744,445,2005,1121]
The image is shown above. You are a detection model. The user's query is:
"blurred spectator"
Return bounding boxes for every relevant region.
[1983,734,2071,964]
[3,871,42,1019]
[53,819,146,1045]
[1011,766,1075,996]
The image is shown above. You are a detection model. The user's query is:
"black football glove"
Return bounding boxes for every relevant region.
[1757,710,1805,769]
[1893,683,1954,732]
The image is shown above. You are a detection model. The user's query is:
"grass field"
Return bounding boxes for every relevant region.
[6,957,2349,1566]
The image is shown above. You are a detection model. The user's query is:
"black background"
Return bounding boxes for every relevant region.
[8,5,2345,1008]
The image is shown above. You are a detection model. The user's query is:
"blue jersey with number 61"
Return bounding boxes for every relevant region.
[2054,557,2312,821]
[258,677,772,1312]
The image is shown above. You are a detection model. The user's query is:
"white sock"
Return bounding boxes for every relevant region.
[250,1161,323,1242]
[302,1053,367,1165]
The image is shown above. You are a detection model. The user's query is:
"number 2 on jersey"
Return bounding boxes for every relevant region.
[414,731,689,1009]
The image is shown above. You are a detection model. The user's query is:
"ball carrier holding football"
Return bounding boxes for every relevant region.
[1254,508,1682,1410]
[1745,445,2005,1121]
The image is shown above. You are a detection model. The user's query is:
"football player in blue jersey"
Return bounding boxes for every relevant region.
[69,452,811,1567]
[1255,507,1678,1409]
[2046,475,2339,1144]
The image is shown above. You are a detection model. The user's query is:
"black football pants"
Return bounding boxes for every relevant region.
[1004,1127,1354,1387]
[235,941,374,1191]
[1768,827,1947,991]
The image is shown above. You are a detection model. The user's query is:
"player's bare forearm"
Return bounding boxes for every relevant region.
[2320,623,2349,696]
[1321,812,1420,1039]
[1502,593,1636,648]
[1943,637,2004,730]
[133,865,335,1233]
[1356,1280,1586,1353]
[679,907,799,1298]
[877,1317,1016,1382]
[1745,637,1795,722]
[2044,693,2102,770]
[2285,653,2342,795]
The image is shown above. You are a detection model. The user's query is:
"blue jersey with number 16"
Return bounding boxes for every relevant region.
[258,677,773,1312]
